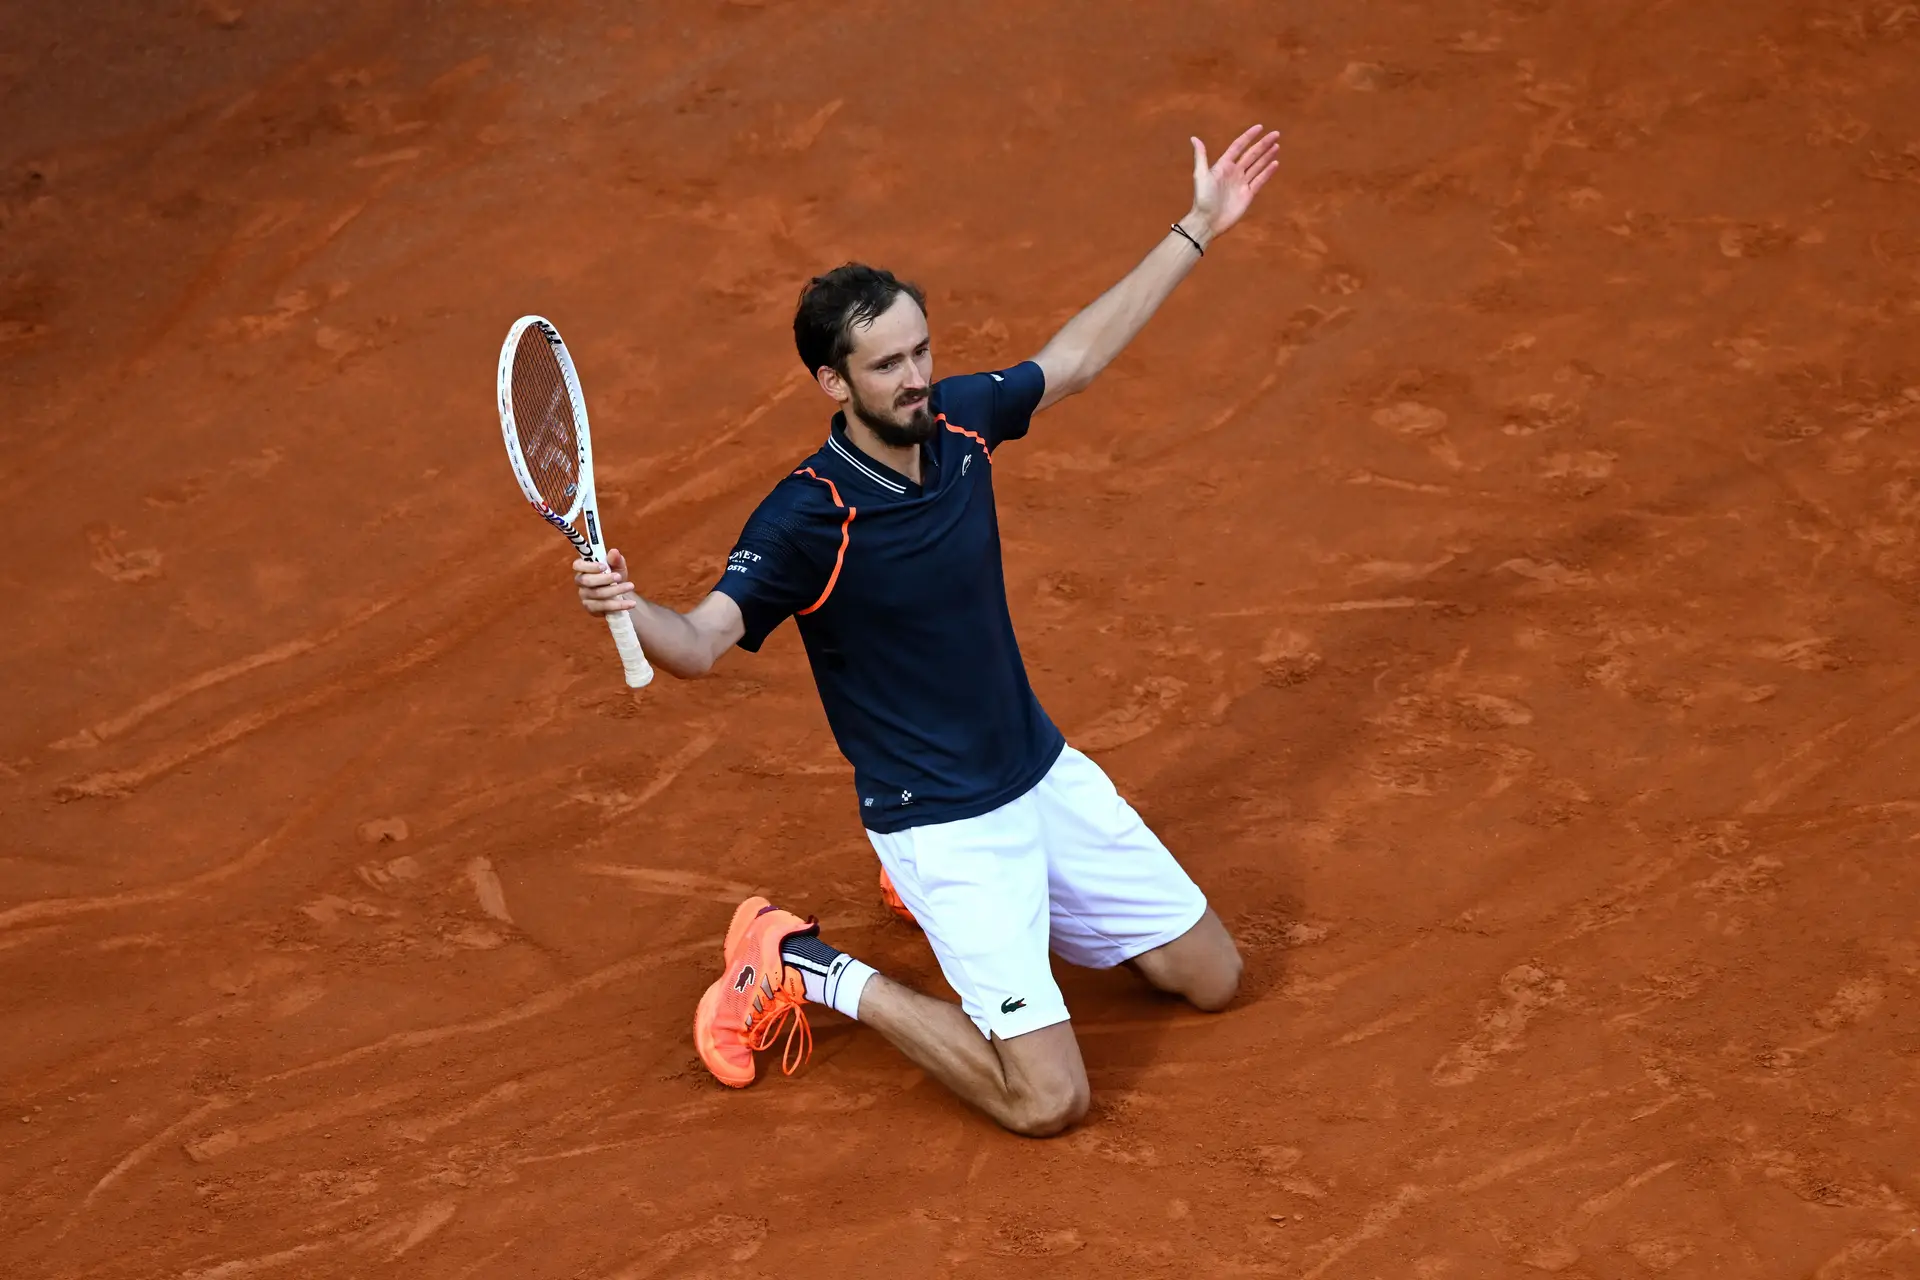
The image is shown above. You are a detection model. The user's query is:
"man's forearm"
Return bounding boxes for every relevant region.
[1030,124,1280,410]
[626,596,722,678]
[1034,212,1210,406]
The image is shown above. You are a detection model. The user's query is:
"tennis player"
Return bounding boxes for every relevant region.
[574,125,1280,1135]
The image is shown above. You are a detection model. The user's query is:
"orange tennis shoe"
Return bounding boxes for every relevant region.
[694,896,815,1089]
[878,867,920,929]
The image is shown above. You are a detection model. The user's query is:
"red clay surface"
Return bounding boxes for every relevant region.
[5,1,1920,1276]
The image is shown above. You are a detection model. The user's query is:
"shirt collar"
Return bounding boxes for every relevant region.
[827,412,925,496]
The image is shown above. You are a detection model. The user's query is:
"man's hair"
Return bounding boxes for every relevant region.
[793,263,927,377]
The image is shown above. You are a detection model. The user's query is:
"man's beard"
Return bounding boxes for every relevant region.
[850,385,934,448]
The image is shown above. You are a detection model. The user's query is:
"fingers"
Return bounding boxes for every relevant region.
[1217,130,1281,189]
[1217,122,1265,167]
[572,547,629,575]
[573,558,631,591]
[1246,156,1281,196]
[1190,135,1209,184]
[573,562,619,585]
[580,582,636,614]
[1239,130,1281,173]
[571,551,637,614]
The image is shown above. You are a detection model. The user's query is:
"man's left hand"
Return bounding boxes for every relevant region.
[1188,124,1282,243]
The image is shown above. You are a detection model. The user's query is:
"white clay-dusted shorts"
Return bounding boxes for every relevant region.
[866,745,1209,1039]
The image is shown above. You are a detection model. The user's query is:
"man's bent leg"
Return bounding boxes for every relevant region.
[858,975,1088,1136]
[1034,747,1240,1012]
[1126,906,1242,1011]
[693,896,1083,1135]
[859,791,1084,1133]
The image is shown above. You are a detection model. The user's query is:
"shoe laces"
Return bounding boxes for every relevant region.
[744,979,812,1076]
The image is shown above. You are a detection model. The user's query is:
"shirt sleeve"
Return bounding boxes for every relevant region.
[710,496,835,652]
[933,360,1047,449]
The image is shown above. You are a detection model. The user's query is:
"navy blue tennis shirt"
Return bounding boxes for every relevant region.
[712,360,1064,833]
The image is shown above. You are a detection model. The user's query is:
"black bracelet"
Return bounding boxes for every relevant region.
[1170,222,1205,256]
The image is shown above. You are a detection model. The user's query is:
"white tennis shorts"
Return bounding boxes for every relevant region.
[866,745,1208,1040]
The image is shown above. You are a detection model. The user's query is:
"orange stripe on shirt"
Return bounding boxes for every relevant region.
[792,466,854,615]
[938,414,993,463]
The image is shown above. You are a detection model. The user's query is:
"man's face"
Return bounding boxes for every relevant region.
[832,293,934,447]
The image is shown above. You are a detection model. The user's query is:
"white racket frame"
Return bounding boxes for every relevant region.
[497,314,654,689]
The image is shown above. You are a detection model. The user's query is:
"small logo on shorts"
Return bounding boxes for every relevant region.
[962,454,973,476]
[1000,996,1027,1014]
[732,964,757,993]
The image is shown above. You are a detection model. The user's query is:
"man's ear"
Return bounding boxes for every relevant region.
[814,365,851,405]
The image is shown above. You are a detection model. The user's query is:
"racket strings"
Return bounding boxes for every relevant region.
[510,335,583,515]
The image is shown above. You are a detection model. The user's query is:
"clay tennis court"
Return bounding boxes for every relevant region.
[5,0,1918,1275]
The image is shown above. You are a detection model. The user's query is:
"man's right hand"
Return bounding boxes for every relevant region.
[574,548,637,616]
[566,556,747,679]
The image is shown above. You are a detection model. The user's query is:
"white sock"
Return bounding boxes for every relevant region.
[780,934,877,1020]
[824,954,876,1020]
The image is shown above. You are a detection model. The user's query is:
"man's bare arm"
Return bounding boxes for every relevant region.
[1031,223,1207,412]
[1033,124,1280,412]
[574,549,744,678]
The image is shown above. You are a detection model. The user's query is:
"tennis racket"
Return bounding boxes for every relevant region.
[496,315,654,688]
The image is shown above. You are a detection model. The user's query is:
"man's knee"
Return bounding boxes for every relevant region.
[1135,912,1244,1012]
[1004,1078,1090,1138]
[1185,943,1243,1012]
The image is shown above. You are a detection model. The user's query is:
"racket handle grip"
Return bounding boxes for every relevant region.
[606,610,655,689]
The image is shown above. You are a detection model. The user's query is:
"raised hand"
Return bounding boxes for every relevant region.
[1188,124,1282,241]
